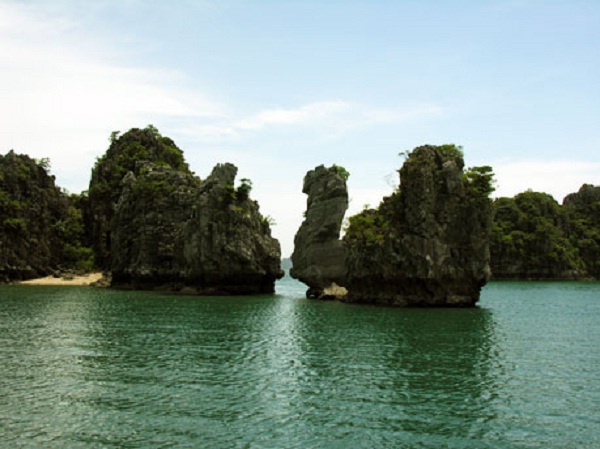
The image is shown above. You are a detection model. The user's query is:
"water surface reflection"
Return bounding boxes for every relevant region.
[2,282,599,448]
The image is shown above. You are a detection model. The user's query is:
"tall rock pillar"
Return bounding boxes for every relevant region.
[290,165,349,298]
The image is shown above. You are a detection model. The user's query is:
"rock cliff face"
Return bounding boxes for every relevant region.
[88,126,190,270]
[111,162,284,294]
[0,151,66,282]
[290,165,348,298]
[292,145,494,306]
[343,145,493,306]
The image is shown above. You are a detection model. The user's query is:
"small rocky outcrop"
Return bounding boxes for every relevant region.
[343,145,494,306]
[563,183,600,209]
[290,165,348,299]
[111,162,283,294]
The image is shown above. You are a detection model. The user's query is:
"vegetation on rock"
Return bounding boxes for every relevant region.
[88,125,190,269]
[3,130,599,294]
[490,185,600,279]
[342,144,495,306]
[111,162,283,293]
[0,151,92,282]
[2,125,282,294]
[563,184,600,277]
[490,191,582,279]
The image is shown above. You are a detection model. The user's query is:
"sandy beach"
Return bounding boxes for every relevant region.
[19,272,104,286]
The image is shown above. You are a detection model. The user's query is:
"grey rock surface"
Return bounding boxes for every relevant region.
[290,165,348,298]
[111,162,283,294]
[292,146,494,306]
[343,145,493,306]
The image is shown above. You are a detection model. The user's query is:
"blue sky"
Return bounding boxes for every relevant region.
[1,0,599,256]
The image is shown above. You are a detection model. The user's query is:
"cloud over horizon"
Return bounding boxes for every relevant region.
[1,0,598,256]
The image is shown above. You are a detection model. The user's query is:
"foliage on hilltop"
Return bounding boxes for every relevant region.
[490,184,600,279]
[88,125,190,269]
[345,144,495,247]
[490,191,583,279]
[0,151,92,282]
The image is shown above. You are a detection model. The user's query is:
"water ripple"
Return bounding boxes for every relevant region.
[1,280,600,448]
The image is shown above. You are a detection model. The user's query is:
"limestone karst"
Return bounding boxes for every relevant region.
[290,165,348,298]
[111,162,283,294]
[292,145,495,306]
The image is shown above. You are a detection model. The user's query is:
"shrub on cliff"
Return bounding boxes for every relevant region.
[88,125,190,269]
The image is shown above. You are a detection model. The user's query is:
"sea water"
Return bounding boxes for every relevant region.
[1,278,599,448]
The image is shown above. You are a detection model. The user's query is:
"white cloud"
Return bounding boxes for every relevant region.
[236,101,352,130]
[176,101,443,143]
[0,2,223,191]
[493,160,600,202]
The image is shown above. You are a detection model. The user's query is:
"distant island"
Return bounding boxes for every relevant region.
[2,126,599,305]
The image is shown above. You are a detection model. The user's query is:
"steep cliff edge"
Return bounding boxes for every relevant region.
[111,162,283,294]
[292,145,494,306]
[290,165,348,298]
[342,145,493,306]
[0,151,65,281]
[88,126,190,270]
[343,145,493,306]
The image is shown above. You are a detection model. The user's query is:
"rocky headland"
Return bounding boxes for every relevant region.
[91,127,283,294]
[1,126,283,293]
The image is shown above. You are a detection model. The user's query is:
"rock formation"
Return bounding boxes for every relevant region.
[88,126,190,270]
[490,191,585,280]
[343,145,494,306]
[562,184,600,278]
[290,165,348,298]
[111,162,283,294]
[0,151,66,282]
[292,145,495,306]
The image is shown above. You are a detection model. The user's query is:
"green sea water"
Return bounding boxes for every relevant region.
[1,278,599,448]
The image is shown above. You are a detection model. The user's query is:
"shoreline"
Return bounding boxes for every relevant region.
[19,272,104,286]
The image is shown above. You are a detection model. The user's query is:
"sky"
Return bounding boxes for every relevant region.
[1,0,599,257]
